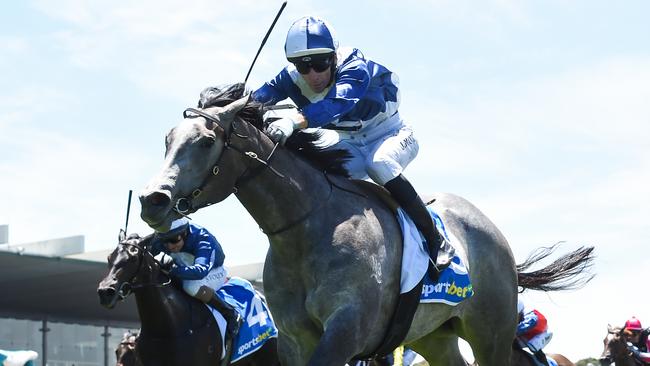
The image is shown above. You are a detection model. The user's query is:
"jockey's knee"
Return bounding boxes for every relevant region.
[367,158,402,185]
[183,281,202,298]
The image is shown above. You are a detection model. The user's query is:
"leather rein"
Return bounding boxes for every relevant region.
[113,241,171,300]
[173,106,333,236]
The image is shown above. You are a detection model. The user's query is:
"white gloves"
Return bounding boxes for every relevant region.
[266,116,300,144]
[154,252,175,271]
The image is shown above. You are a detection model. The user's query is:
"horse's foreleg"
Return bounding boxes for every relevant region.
[277,330,321,366]
[306,306,367,366]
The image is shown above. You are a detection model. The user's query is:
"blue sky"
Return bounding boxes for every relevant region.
[1,0,649,361]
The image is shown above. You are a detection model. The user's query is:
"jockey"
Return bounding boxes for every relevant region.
[152,218,243,361]
[516,298,553,366]
[624,316,650,364]
[253,15,454,280]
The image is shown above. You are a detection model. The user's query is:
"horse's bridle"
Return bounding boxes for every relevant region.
[172,105,334,235]
[172,106,285,216]
[113,241,171,300]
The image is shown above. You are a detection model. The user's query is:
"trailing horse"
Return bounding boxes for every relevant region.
[97,232,279,366]
[139,83,595,366]
[600,325,639,366]
[115,330,142,366]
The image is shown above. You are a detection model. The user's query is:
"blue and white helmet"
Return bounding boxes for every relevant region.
[285,16,338,60]
[156,217,189,241]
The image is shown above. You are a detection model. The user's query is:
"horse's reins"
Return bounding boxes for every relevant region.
[116,241,213,341]
[114,241,171,299]
[174,104,335,235]
[173,106,285,216]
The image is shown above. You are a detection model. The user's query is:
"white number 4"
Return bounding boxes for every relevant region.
[246,296,268,327]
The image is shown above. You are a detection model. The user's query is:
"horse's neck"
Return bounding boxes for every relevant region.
[134,286,173,327]
[609,339,636,366]
[234,142,332,237]
[134,280,191,336]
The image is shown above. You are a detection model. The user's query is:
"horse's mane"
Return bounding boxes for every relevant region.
[198,83,351,177]
[124,233,154,249]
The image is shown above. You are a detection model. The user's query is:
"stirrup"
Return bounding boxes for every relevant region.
[228,312,243,337]
[435,237,455,269]
[222,314,243,366]
[221,335,235,366]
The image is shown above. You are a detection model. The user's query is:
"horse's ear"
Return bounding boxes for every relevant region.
[119,229,126,242]
[217,94,250,124]
[607,323,614,333]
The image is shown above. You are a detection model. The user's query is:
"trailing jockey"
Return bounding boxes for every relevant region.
[516,298,553,366]
[152,218,243,365]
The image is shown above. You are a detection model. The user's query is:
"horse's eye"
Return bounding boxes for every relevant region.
[201,137,215,148]
[128,246,139,256]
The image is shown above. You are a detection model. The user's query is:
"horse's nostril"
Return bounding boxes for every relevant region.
[98,287,116,302]
[146,191,171,207]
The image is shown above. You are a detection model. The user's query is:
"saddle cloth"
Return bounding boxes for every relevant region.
[207,277,278,362]
[397,207,473,305]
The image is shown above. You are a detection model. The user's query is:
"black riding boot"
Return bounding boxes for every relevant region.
[196,286,243,366]
[384,175,454,281]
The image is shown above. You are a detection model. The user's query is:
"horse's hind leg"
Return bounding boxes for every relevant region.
[462,318,514,366]
[409,333,468,366]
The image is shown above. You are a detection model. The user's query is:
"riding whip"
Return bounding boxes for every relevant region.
[124,189,133,234]
[244,1,287,85]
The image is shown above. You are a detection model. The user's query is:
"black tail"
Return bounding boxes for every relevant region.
[517,243,595,292]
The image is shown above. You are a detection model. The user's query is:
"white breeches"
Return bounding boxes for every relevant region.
[182,266,228,297]
[321,113,419,185]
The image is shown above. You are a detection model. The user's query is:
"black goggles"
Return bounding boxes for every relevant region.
[291,55,334,74]
[160,232,185,244]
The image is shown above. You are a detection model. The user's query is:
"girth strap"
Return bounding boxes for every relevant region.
[353,278,425,361]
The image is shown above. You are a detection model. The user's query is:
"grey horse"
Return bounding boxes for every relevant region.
[139,84,594,366]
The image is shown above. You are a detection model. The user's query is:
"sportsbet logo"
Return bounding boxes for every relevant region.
[422,281,473,299]
[238,327,274,355]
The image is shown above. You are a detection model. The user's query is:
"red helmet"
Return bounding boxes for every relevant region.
[625,316,643,331]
